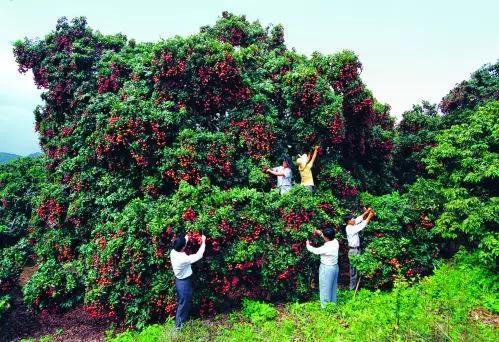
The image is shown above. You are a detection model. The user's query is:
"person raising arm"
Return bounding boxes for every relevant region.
[345,208,375,290]
[354,207,373,224]
[305,227,339,307]
[170,234,207,329]
[297,145,319,193]
[308,145,319,167]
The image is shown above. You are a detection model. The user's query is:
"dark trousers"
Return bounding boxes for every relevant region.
[175,277,192,328]
[348,248,360,290]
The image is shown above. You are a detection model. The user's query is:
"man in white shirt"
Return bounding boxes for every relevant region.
[170,234,206,328]
[345,208,374,290]
[306,227,339,307]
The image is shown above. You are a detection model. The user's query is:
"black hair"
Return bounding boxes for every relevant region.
[172,235,187,252]
[344,214,355,224]
[282,156,293,166]
[323,227,335,240]
[282,155,296,176]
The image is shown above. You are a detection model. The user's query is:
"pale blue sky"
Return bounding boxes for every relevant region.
[1,0,498,155]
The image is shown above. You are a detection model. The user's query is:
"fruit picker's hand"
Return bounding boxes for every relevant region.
[314,229,323,237]
[367,211,375,222]
[201,235,207,243]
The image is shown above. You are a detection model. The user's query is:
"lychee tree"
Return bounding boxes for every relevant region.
[11,13,439,327]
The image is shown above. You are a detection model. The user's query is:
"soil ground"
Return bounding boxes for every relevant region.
[0,266,111,342]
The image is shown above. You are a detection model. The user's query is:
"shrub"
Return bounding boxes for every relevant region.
[352,191,439,287]
[79,182,341,327]
[0,240,29,291]
[0,157,47,319]
[241,299,277,324]
[22,258,83,313]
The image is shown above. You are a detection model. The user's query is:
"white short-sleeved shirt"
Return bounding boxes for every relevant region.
[170,236,206,279]
[273,166,292,187]
[306,239,339,265]
[346,215,367,248]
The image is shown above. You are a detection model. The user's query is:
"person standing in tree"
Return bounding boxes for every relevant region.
[344,208,375,290]
[306,227,339,308]
[296,145,319,193]
[170,234,207,328]
[266,156,293,194]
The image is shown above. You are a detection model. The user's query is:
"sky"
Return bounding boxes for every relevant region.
[1,0,498,155]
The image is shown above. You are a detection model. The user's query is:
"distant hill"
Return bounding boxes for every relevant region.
[28,152,43,158]
[0,152,43,164]
[0,152,21,164]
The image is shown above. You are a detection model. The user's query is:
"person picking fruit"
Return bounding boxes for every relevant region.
[265,156,293,194]
[306,227,339,307]
[170,233,207,329]
[296,145,319,193]
[344,208,375,290]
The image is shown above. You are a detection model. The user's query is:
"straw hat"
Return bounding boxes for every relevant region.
[296,154,309,168]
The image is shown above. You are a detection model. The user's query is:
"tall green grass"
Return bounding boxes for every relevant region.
[109,252,497,341]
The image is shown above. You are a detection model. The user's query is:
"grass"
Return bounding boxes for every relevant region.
[107,252,498,342]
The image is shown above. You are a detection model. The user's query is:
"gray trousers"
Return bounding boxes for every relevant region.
[348,248,360,290]
[175,277,192,328]
[279,185,291,195]
[319,264,339,308]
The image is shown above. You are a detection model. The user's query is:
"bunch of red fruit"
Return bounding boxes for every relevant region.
[293,75,322,117]
[152,52,186,92]
[190,54,251,115]
[328,113,345,144]
[333,62,362,93]
[98,62,126,94]
[36,198,66,227]
[280,208,315,231]
[219,26,247,46]
[206,143,234,178]
[232,120,276,160]
[182,207,197,222]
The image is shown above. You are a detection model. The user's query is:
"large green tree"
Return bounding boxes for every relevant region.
[424,101,499,266]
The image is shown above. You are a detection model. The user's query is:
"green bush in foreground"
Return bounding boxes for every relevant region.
[241,298,277,324]
[108,252,498,342]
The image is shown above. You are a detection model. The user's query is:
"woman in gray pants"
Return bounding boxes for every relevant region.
[306,227,339,307]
